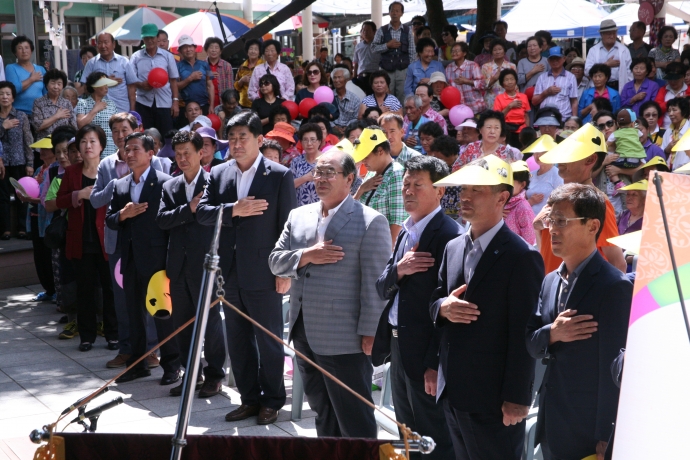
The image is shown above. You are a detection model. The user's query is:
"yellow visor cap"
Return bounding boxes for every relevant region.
[540,123,606,164]
[332,138,355,156]
[434,154,513,187]
[522,134,557,154]
[146,270,172,319]
[511,160,530,173]
[30,136,53,149]
[352,127,388,163]
[641,156,669,171]
[619,179,648,191]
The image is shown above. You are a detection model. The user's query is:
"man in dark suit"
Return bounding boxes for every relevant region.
[526,183,632,460]
[196,112,297,425]
[156,130,222,398]
[429,155,545,460]
[106,132,181,385]
[372,156,460,459]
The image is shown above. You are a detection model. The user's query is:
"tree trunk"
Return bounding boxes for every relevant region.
[473,0,499,55]
[425,0,449,46]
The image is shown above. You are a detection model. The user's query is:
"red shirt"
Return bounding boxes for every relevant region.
[493,92,530,131]
[209,61,220,109]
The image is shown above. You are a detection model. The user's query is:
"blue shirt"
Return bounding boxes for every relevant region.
[578,86,621,123]
[643,139,665,162]
[5,64,47,114]
[177,59,211,106]
[80,53,137,113]
[404,59,445,97]
[129,48,180,108]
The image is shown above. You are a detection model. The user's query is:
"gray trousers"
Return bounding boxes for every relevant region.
[387,68,407,107]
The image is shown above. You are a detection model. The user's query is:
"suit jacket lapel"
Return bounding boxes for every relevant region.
[466,226,508,298]
[564,253,601,312]
[139,168,157,204]
[121,174,133,204]
[194,170,209,198]
[247,158,267,198]
[416,211,443,254]
[324,195,354,242]
[546,274,560,322]
[173,176,188,205]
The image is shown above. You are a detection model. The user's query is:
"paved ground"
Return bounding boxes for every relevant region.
[0,285,395,460]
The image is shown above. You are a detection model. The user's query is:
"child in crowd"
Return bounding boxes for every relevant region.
[260,139,283,164]
[265,122,300,166]
[607,109,647,184]
[504,161,536,245]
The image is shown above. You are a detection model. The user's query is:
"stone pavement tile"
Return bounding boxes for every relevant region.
[73,354,138,375]
[0,327,35,341]
[0,348,66,368]
[25,285,44,293]
[112,375,182,402]
[0,338,52,355]
[0,414,59,440]
[211,424,293,437]
[160,407,266,434]
[0,287,35,299]
[53,342,116,359]
[0,396,53,420]
[137,391,237,418]
[19,372,107,397]
[0,305,57,320]
[33,388,128,414]
[85,399,156,425]
[2,357,90,383]
[0,437,36,460]
[274,417,317,437]
[0,382,28,401]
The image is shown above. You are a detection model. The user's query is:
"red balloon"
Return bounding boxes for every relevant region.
[525,86,535,103]
[440,86,462,108]
[282,100,299,120]
[208,114,221,132]
[298,98,318,119]
[148,68,169,89]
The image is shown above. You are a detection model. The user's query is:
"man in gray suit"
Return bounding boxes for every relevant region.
[269,148,391,438]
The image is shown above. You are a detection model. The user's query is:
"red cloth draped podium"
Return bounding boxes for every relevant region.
[59,433,386,459]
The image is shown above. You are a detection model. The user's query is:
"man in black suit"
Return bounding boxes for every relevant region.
[196,112,297,425]
[106,132,181,385]
[373,156,460,460]
[156,130,223,398]
[429,155,545,460]
[526,183,632,460]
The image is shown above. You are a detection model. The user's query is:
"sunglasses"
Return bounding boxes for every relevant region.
[259,81,272,87]
[596,120,615,131]
[307,69,320,76]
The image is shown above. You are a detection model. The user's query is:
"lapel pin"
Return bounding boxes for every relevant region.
[494,250,499,254]
[150,182,154,186]
[263,172,267,175]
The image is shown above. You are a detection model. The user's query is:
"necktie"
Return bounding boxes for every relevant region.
[463,235,482,286]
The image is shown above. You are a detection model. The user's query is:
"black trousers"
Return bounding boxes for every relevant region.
[353,73,374,96]
[443,398,525,460]
[213,263,286,409]
[0,165,28,234]
[31,216,55,295]
[73,252,117,343]
[390,334,454,459]
[292,312,377,438]
[170,257,225,381]
[122,250,180,373]
[136,100,174,137]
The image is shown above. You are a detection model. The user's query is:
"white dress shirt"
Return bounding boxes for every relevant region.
[317,196,348,243]
[130,166,151,203]
[584,41,632,89]
[184,168,202,203]
[227,153,263,200]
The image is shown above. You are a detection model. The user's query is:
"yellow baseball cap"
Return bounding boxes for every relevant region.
[352,128,388,163]
[673,127,690,151]
[30,136,53,149]
[540,123,606,164]
[640,156,669,171]
[511,160,530,173]
[522,134,557,154]
[434,154,513,187]
[620,179,648,191]
[332,138,355,156]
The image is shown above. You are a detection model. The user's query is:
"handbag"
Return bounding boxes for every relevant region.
[44,210,67,249]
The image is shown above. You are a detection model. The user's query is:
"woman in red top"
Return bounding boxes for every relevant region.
[493,68,530,149]
[56,124,117,352]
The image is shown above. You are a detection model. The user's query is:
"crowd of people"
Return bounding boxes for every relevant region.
[1,6,689,459]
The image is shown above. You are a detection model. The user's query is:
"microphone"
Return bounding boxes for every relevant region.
[61,386,110,415]
[69,397,124,424]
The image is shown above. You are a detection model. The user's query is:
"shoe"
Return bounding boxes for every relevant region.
[58,321,78,340]
[107,340,120,351]
[58,315,68,324]
[32,292,54,302]
[257,407,279,425]
[160,369,182,386]
[96,322,104,337]
[106,353,131,368]
[169,375,204,396]
[115,368,151,383]
[146,353,160,368]
[1,232,10,240]
[79,342,92,352]
[224,404,260,422]
[198,380,222,398]
[17,232,27,240]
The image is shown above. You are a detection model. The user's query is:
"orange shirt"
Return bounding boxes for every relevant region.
[540,199,619,274]
[493,92,530,130]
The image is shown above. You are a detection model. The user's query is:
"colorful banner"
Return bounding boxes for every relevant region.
[613,172,690,458]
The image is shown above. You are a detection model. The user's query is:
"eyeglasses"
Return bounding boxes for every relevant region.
[542,216,586,229]
[307,69,320,76]
[259,81,272,87]
[311,168,343,179]
[596,120,615,131]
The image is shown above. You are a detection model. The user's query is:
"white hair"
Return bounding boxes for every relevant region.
[332,67,351,80]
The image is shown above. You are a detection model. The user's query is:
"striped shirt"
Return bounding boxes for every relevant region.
[333,89,361,127]
[359,160,407,226]
[361,94,402,112]
[445,59,486,115]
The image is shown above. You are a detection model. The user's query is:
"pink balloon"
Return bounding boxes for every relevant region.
[449,105,475,128]
[18,176,40,199]
[313,86,334,104]
[114,259,123,289]
[526,156,539,172]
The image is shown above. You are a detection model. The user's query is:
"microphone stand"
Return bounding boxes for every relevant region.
[170,206,223,460]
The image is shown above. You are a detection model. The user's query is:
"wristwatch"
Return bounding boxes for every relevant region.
[173,98,179,101]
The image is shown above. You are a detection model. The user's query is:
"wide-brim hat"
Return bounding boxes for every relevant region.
[639,156,670,172]
[540,123,606,164]
[265,122,296,144]
[599,19,618,33]
[434,154,513,187]
[332,138,355,156]
[455,119,477,130]
[141,23,159,38]
[522,134,557,154]
[567,57,586,70]
[196,126,228,149]
[533,115,561,127]
[352,128,388,163]
[30,136,53,149]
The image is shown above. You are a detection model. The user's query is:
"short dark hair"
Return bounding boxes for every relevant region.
[429,135,459,159]
[630,57,652,74]
[631,21,646,32]
[226,111,263,137]
[589,63,611,80]
[305,61,328,86]
[0,81,17,99]
[171,130,203,151]
[269,104,291,123]
[411,15,426,25]
[498,68,518,87]
[308,105,333,121]
[477,110,507,138]
[299,122,323,142]
[124,132,155,151]
[320,47,328,53]
[640,100,662,118]
[658,25,679,41]
[379,113,403,129]
[262,39,282,55]
[404,155,450,183]
[443,25,459,39]
[547,183,607,240]
[204,37,223,52]
[221,89,238,104]
[388,1,404,13]
[244,39,262,54]
[80,45,97,59]
[519,127,537,148]
[665,61,687,77]
[592,110,614,124]
[452,42,469,54]
[11,35,34,55]
[535,30,552,45]
[415,83,432,97]
[564,47,580,58]
[667,96,690,118]
[513,170,531,190]
[308,115,332,134]
[362,21,377,33]
[363,106,382,120]
[345,119,370,139]
[157,30,168,39]
[490,38,507,53]
[369,70,391,87]
[76,124,107,153]
[109,112,138,131]
[259,73,281,99]
[261,139,284,157]
[563,116,583,129]
[526,36,543,48]
[493,20,508,30]
[44,69,67,88]
[593,97,613,114]
[144,128,163,144]
[416,37,436,55]
[416,26,432,38]
[51,125,77,152]
[418,121,444,138]
[85,71,107,94]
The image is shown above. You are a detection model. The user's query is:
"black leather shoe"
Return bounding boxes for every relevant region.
[160,369,182,386]
[107,340,120,350]
[224,404,260,422]
[115,368,151,383]
[78,342,92,352]
[198,380,222,398]
[169,375,204,396]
